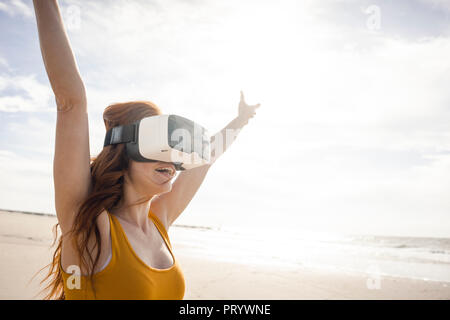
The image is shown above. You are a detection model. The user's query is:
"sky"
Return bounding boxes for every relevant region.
[0,0,450,238]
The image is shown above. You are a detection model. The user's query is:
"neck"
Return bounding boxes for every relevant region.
[114,200,153,230]
[111,179,157,231]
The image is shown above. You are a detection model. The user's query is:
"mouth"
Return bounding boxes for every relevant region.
[154,164,176,181]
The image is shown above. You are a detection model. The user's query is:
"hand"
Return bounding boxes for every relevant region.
[238,90,260,125]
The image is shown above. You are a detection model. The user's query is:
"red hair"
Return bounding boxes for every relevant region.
[36,101,162,299]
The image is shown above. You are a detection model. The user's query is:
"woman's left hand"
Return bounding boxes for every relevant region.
[238,90,260,125]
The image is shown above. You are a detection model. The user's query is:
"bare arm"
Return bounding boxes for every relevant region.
[34,0,91,233]
[152,91,260,227]
[34,0,86,110]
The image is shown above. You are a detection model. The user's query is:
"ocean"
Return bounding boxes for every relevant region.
[3,209,449,283]
[170,224,450,283]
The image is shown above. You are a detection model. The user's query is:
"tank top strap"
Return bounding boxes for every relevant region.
[106,210,125,255]
[148,209,173,250]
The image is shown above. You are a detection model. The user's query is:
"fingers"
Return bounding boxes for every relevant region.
[240,90,261,111]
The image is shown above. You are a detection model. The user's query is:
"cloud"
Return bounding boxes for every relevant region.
[0,73,53,112]
[0,0,33,18]
[4,114,55,156]
[0,55,10,71]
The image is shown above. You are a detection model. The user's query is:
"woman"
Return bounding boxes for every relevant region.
[33,0,260,300]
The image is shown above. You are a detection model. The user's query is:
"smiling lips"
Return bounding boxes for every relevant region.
[154,164,176,181]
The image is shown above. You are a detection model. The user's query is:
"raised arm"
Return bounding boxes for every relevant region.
[151,91,260,227]
[34,0,86,110]
[34,0,91,234]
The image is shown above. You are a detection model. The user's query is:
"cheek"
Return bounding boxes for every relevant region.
[130,162,152,175]
[127,166,145,183]
[129,165,160,186]
[135,163,157,174]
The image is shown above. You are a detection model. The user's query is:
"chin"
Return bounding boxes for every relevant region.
[154,181,173,194]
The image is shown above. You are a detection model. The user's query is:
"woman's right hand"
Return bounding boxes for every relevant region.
[33,0,91,235]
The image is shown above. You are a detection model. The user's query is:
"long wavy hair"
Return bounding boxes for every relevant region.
[36,101,162,299]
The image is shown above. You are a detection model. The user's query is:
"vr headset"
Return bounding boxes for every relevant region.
[104,114,211,171]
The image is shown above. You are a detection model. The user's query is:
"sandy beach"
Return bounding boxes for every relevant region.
[0,210,449,300]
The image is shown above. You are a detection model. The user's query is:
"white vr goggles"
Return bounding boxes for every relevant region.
[104,114,211,171]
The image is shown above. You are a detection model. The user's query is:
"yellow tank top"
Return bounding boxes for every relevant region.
[60,209,185,300]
